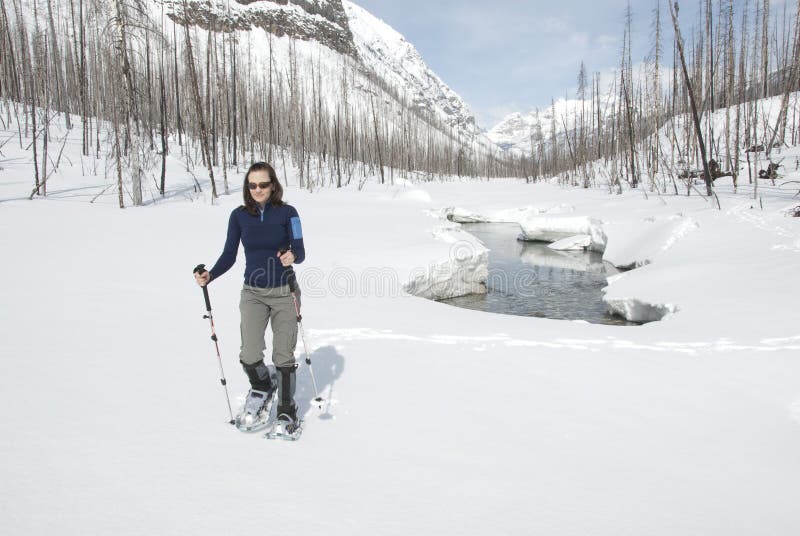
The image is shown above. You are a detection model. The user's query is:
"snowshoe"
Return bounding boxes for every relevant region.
[235,386,276,432]
[264,366,303,440]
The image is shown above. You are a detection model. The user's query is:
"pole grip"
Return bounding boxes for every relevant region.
[202,285,212,312]
[193,264,212,312]
[286,267,298,293]
[278,248,298,293]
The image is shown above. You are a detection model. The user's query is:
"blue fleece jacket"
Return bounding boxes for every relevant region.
[209,203,305,288]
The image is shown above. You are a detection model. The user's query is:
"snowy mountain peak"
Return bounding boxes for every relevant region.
[488,98,598,154]
[487,111,537,152]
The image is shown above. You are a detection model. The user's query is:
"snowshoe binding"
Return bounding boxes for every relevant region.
[265,405,303,441]
[236,362,277,432]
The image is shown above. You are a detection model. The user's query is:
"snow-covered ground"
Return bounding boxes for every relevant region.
[2,120,800,534]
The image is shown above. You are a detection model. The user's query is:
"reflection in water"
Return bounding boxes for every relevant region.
[439,223,637,326]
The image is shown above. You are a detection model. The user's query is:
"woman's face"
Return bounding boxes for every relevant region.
[247,169,272,205]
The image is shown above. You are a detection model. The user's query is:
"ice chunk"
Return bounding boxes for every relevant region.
[403,226,489,299]
[548,234,592,250]
[518,215,607,252]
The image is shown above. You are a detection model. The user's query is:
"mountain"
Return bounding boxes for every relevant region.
[487,112,533,153]
[165,0,484,141]
[487,99,593,155]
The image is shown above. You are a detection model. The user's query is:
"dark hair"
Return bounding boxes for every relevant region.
[242,162,284,215]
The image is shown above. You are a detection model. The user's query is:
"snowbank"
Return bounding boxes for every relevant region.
[603,215,700,269]
[518,215,607,252]
[603,273,678,321]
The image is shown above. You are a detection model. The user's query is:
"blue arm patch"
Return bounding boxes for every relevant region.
[290,216,303,239]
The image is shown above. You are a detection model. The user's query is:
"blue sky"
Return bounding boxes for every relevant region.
[351,0,670,128]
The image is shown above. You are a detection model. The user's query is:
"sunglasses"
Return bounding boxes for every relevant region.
[248,181,272,190]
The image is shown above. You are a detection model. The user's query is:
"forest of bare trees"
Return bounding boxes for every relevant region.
[529,0,800,199]
[0,0,798,208]
[0,0,527,207]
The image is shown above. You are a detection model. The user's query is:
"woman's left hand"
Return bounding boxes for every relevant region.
[278,250,295,267]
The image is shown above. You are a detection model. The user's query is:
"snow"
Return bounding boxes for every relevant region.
[2,115,800,534]
[390,187,432,204]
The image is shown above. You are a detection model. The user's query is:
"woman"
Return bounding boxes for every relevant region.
[195,162,305,428]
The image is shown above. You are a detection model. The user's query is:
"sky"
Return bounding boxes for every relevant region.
[350,0,751,130]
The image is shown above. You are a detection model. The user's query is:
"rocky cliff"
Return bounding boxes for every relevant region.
[166,0,357,57]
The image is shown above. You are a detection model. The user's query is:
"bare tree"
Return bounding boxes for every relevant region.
[670,1,714,196]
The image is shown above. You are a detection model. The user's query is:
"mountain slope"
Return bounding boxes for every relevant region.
[343,1,479,134]
[165,0,486,143]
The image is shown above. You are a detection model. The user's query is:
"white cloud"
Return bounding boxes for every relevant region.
[444,7,571,51]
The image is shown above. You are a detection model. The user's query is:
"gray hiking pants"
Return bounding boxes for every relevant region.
[239,284,300,368]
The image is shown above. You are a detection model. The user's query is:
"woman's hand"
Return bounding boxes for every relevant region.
[195,270,211,287]
[278,250,295,267]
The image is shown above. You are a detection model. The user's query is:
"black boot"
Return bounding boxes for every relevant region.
[276,364,298,422]
[241,360,274,393]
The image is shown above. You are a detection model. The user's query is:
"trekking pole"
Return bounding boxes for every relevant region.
[193,264,236,425]
[282,260,324,408]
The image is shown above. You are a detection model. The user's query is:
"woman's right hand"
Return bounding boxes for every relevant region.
[195,270,211,287]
